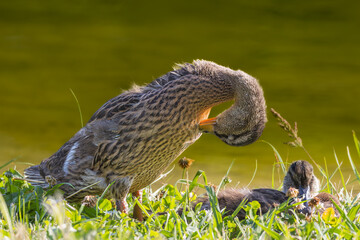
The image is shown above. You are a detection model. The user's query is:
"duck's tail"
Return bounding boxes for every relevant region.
[24,165,49,188]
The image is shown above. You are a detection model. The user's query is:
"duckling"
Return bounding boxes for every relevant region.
[186,160,320,219]
[283,161,340,216]
[24,60,267,220]
[283,160,319,210]
[188,188,288,220]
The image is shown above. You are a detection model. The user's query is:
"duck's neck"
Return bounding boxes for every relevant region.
[190,75,235,110]
[179,70,263,123]
[148,60,265,126]
[194,71,266,135]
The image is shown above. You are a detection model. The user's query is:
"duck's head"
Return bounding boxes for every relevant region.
[199,69,267,146]
[199,115,266,146]
[283,160,320,214]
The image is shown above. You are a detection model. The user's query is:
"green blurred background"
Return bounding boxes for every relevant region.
[1,0,359,190]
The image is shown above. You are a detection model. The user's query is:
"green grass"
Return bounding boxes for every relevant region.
[0,133,360,239]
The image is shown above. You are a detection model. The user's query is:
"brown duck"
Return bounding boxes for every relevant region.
[24,60,267,220]
[188,160,339,219]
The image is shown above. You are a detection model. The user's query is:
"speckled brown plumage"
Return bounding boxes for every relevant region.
[24,60,267,211]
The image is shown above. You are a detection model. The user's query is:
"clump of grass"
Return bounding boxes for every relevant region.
[0,156,359,239]
[0,122,360,238]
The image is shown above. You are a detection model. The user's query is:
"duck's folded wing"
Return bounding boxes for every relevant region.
[92,139,128,172]
[88,92,142,122]
[88,90,148,173]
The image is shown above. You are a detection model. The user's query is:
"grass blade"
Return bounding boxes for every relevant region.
[69,88,84,128]
[206,185,223,233]
[0,194,15,240]
[96,181,115,216]
[334,150,347,192]
[0,158,17,170]
[323,158,331,193]
[244,160,257,189]
[347,204,360,222]
[332,198,359,232]
[353,131,360,159]
[189,170,208,192]
[255,220,280,240]
[217,161,234,194]
[261,140,286,174]
[347,147,360,183]
[231,198,247,219]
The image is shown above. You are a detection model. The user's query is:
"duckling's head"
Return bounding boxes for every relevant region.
[283,160,319,197]
[283,160,320,214]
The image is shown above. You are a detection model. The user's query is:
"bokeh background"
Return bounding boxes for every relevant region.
[1,0,359,190]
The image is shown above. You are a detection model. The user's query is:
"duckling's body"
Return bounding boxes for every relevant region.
[25,60,267,217]
[190,160,321,219]
[197,188,287,219]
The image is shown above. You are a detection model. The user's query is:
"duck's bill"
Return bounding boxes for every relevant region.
[298,186,312,215]
[199,117,217,133]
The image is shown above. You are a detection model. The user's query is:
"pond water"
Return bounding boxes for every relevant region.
[1,1,359,191]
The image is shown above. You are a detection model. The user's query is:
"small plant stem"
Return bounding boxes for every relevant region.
[179,168,186,192]
[69,88,84,128]
[185,169,190,214]
[15,177,44,183]
[65,180,101,200]
[301,146,316,164]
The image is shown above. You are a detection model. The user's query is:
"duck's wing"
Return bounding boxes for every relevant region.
[88,92,143,122]
[89,65,195,171]
[91,138,128,172]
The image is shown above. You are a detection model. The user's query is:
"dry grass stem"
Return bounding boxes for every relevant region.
[271,108,303,148]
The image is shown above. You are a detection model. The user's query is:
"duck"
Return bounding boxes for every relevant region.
[24,60,267,220]
[186,160,327,220]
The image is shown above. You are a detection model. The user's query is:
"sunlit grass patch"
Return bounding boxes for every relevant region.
[0,129,359,239]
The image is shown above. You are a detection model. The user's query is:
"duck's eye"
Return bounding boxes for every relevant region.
[228,135,235,141]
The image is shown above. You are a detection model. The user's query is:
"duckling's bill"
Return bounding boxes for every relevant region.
[199,117,217,133]
[299,186,311,201]
[298,186,312,215]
